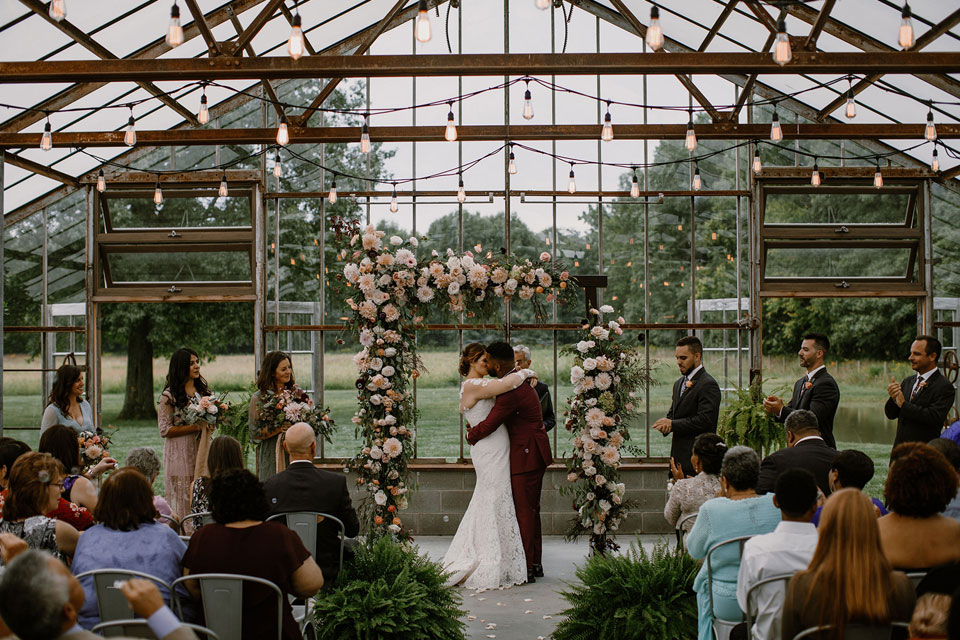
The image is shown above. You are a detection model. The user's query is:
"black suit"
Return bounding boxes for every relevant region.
[665,367,721,477]
[885,370,955,446]
[534,380,556,432]
[756,437,838,497]
[263,461,361,581]
[777,369,840,449]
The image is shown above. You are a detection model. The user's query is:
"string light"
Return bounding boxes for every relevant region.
[874,159,883,189]
[925,107,937,142]
[508,146,517,175]
[685,111,697,151]
[48,0,66,22]
[96,169,106,193]
[692,163,702,191]
[416,0,432,43]
[218,172,229,197]
[536,0,551,8]
[40,117,52,151]
[899,3,915,49]
[601,103,614,142]
[522,81,534,120]
[753,149,762,175]
[328,176,337,204]
[166,1,184,48]
[630,169,640,198]
[932,147,939,172]
[567,164,577,194]
[273,150,282,178]
[197,88,209,124]
[154,177,163,205]
[457,174,466,203]
[811,160,821,187]
[288,11,305,60]
[390,184,399,212]
[845,84,856,119]
[445,103,457,141]
[276,114,290,146]
[770,109,783,142]
[646,6,663,51]
[773,18,792,65]
[124,108,136,146]
[360,116,371,154]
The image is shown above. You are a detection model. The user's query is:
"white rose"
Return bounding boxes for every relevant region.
[599,304,614,313]
[369,446,383,460]
[576,341,591,354]
[409,237,419,247]
[390,235,403,246]
[374,491,387,505]
[381,365,396,377]
[583,357,597,371]
[384,347,397,357]
[447,281,460,295]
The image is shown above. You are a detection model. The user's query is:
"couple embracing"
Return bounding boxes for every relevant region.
[441,342,553,589]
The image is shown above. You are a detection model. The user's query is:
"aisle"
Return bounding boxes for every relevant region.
[416,534,670,639]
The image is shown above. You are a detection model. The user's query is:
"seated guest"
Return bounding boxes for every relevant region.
[125,446,176,522]
[189,435,244,517]
[0,452,79,563]
[264,423,361,583]
[182,468,324,640]
[910,593,952,639]
[0,544,198,640]
[686,446,781,640]
[878,442,960,570]
[664,433,725,539]
[782,489,916,640]
[927,438,960,522]
[736,468,820,640]
[40,363,94,435]
[39,424,116,515]
[757,410,837,497]
[811,449,887,526]
[71,468,191,629]
[0,437,31,514]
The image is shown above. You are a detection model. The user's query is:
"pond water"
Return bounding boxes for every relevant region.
[833,404,899,445]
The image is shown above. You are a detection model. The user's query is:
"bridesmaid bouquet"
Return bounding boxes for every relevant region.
[77,427,116,469]
[259,384,336,443]
[175,391,233,433]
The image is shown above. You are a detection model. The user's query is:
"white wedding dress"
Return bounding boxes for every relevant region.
[441,379,527,590]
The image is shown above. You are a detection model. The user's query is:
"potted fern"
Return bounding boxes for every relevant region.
[717,383,786,457]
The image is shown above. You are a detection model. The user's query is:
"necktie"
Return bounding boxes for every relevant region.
[798,375,811,401]
[679,376,689,398]
[911,377,924,400]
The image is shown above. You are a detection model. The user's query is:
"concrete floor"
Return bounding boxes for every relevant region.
[415,534,671,640]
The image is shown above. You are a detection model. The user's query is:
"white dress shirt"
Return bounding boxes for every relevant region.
[910,367,937,399]
[736,520,818,640]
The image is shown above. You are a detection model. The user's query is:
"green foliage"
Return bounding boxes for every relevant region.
[215,387,254,460]
[717,384,786,457]
[312,537,467,640]
[553,541,699,640]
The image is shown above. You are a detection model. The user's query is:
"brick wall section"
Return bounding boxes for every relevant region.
[316,462,674,537]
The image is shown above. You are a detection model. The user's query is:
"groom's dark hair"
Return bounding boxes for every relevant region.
[485,342,516,369]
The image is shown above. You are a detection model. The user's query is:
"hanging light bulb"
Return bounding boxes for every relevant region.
[154,178,164,205]
[753,149,762,175]
[811,161,821,187]
[685,112,697,151]
[535,0,550,9]
[360,116,371,154]
[416,0,432,43]
[124,108,137,146]
[925,107,937,142]
[288,12,305,60]
[48,0,66,22]
[276,114,290,146]
[601,103,614,142]
[328,177,337,204]
[899,3,915,49]
[932,147,939,172]
[630,170,640,198]
[445,103,457,142]
[845,88,856,119]
[97,169,106,193]
[40,118,52,151]
[567,165,577,194]
[273,150,283,178]
[457,175,466,203]
[166,2,184,48]
[219,172,228,197]
[390,184,399,212]
[508,147,517,175]
[874,161,883,189]
[773,18,792,65]
[646,6,663,51]
[692,164,702,191]
[522,81,534,120]
[198,89,209,125]
[770,110,782,142]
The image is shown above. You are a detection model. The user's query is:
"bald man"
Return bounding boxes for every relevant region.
[263,423,360,583]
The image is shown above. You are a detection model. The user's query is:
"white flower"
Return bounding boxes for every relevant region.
[390,235,403,246]
[590,326,610,340]
[343,263,360,284]
[595,474,607,486]
[382,304,400,322]
[504,278,518,292]
[585,408,605,428]
[368,357,383,371]
[460,254,475,268]
[570,366,585,386]
[593,523,606,535]
[584,466,597,476]
[384,347,397,357]
[539,251,551,262]
[409,236,419,247]
[599,304,614,314]
[395,248,416,268]
[595,372,612,390]
[447,281,460,295]
[362,233,382,251]
[383,437,403,459]
[357,273,376,293]
[582,357,597,371]
[381,365,396,377]
[360,329,375,347]
[600,446,620,466]
[576,340,596,353]
[446,256,461,270]
[599,499,612,512]
[369,446,383,461]
[595,356,614,372]
[417,286,435,302]
[585,397,598,406]
[388,524,401,533]
[567,472,578,482]
[369,394,383,405]
[586,492,595,501]
[374,491,387,505]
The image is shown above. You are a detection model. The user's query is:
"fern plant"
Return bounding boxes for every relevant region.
[215,387,254,461]
[311,537,467,640]
[552,542,699,640]
[717,384,786,457]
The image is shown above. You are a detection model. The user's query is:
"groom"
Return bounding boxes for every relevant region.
[466,341,553,583]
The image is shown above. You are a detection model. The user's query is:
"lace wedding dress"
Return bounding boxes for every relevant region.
[441,379,527,590]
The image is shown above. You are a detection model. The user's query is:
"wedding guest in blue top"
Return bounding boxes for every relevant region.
[40,363,94,435]
[686,445,781,640]
[72,468,193,629]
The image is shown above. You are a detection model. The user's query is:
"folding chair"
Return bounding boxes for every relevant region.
[180,511,214,535]
[675,511,698,549]
[91,620,220,639]
[744,572,794,639]
[157,513,181,534]
[705,535,753,640]
[906,571,927,589]
[73,569,172,637]
[172,573,283,640]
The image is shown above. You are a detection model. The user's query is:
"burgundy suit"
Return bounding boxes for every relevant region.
[465,381,552,570]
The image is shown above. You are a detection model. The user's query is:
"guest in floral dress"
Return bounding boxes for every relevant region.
[189,436,244,516]
[158,348,214,518]
[664,433,727,540]
[39,425,114,520]
[249,351,297,481]
[0,452,79,564]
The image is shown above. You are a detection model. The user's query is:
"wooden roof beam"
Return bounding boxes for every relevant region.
[225,6,284,119]
[699,0,739,51]
[229,0,286,56]
[183,0,224,56]
[4,152,80,188]
[803,0,837,50]
[743,1,778,35]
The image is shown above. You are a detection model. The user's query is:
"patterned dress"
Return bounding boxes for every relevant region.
[663,472,721,535]
[0,516,61,563]
[157,391,200,519]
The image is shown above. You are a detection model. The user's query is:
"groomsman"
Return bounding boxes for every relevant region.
[763,333,840,449]
[652,336,721,478]
[885,334,955,446]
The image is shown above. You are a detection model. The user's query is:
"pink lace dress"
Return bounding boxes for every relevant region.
[157,391,199,518]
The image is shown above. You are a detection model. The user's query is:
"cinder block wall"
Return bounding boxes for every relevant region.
[317,462,673,536]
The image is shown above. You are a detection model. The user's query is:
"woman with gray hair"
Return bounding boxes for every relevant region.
[685,445,781,640]
[126,447,176,521]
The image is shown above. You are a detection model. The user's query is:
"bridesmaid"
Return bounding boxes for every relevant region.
[40,364,94,435]
[157,348,213,518]
[249,350,295,481]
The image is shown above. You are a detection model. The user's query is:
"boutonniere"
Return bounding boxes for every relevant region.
[917,380,928,390]
[685,380,694,388]
[804,380,813,390]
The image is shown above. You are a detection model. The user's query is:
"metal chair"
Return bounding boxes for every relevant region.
[73,569,172,635]
[792,622,909,640]
[705,535,754,640]
[179,535,192,545]
[180,511,214,535]
[744,573,795,639]
[156,513,181,534]
[91,620,220,639]
[172,573,284,640]
[906,571,927,589]
[674,511,698,549]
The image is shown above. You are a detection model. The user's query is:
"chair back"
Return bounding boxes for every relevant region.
[91,619,221,639]
[792,622,909,640]
[744,572,794,638]
[266,511,346,574]
[73,569,172,635]
[705,535,753,640]
[172,573,284,640]
[181,511,214,535]
[906,571,927,589]
[157,513,181,534]
[674,511,698,549]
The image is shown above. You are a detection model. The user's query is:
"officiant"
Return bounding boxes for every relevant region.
[514,345,556,432]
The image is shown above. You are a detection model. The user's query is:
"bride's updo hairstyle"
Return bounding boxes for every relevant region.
[459,343,486,376]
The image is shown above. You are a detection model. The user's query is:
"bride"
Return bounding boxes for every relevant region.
[441,343,534,590]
